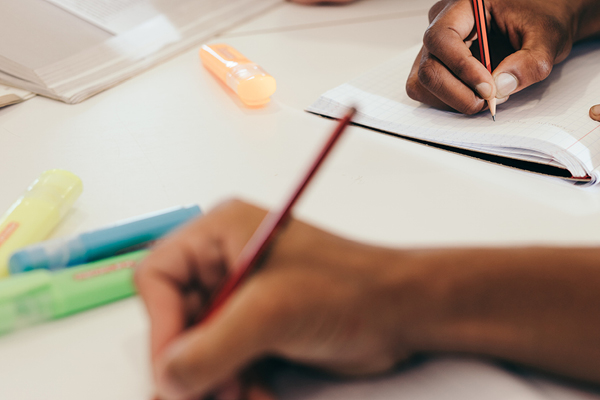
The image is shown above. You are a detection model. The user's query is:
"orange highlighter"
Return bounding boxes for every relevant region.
[200,44,277,107]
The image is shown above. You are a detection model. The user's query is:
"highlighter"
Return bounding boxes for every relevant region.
[0,250,147,336]
[0,170,83,279]
[200,44,276,106]
[9,205,201,274]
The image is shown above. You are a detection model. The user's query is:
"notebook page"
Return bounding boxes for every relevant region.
[308,42,600,181]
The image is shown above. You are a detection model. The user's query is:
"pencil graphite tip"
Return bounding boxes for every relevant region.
[492,115,496,122]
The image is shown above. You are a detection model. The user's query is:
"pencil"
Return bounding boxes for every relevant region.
[199,107,358,323]
[472,0,496,121]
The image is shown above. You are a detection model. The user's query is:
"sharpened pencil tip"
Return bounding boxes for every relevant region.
[492,115,496,122]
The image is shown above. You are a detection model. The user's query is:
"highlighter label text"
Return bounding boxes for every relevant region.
[74,259,137,281]
[0,222,19,248]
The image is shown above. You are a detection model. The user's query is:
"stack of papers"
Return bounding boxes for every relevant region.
[0,84,35,108]
[308,43,600,184]
[0,0,281,104]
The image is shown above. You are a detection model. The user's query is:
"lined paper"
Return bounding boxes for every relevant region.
[308,42,600,183]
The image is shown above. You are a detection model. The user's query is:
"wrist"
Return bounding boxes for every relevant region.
[390,248,542,357]
[382,248,539,357]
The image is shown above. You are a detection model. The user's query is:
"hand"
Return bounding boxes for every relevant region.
[591,104,600,121]
[135,200,418,400]
[406,0,600,114]
[136,199,600,397]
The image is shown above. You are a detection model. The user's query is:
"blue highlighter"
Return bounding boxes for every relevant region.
[9,205,201,274]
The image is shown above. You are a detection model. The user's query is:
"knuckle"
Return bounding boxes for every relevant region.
[220,197,246,212]
[405,77,422,102]
[452,57,472,80]
[460,100,483,116]
[422,27,442,53]
[417,61,443,93]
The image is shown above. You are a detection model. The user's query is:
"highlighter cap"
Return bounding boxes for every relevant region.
[226,64,277,106]
[0,250,146,336]
[26,170,83,219]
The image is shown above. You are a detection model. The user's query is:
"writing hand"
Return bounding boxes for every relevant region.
[406,0,600,114]
[135,200,415,400]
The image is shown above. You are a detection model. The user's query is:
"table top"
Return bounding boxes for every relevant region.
[1,1,600,399]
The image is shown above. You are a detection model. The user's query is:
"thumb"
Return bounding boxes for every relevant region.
[154,281,282,400]
[492,34,557,99]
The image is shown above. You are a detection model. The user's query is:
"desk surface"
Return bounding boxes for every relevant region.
[1,1,600,399]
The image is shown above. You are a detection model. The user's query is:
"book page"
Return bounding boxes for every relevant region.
[0,0,110,71]
[43,0,187,34]
[308,42,600,181]
[0,84,35,108]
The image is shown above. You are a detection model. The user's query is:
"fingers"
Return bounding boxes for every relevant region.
[423,0,496,101]
[135,222,225,362]
[415,50,488,115]
[406,48,456,112]
[136,200,269,363]
[154,280,284,400]
[591,105,600,122]
[406,0,495,114]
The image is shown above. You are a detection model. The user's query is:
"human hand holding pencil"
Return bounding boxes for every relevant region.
[135,200,417,400]
[406,0,600,117]
[136,201,600,400]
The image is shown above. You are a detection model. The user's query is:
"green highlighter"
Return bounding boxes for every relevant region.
[0,250,148,336]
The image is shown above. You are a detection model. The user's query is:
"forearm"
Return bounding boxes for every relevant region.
[397,247,600,383]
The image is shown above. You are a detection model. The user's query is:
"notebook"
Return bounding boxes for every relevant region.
[307,42,600,185]
[0,0,281,104]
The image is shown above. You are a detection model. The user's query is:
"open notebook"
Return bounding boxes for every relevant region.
[0,0,280,104]
[307,42,600,185]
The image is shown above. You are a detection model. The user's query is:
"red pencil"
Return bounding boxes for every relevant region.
[472,0,496,121]
[200,107,358,323]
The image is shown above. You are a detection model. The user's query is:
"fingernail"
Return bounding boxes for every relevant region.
[496,96,509,105]
[495,73,518,98]
[591,105,600,118]
[475,82,492,99]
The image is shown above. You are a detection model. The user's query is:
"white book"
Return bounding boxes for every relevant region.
[307,43,600,185]
[0,0,282,104]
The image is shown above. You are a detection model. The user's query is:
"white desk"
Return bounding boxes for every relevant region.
[1,1,600,399]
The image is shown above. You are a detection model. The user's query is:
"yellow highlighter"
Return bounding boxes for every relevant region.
[200,44,276,107]
[0,170,83,278]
